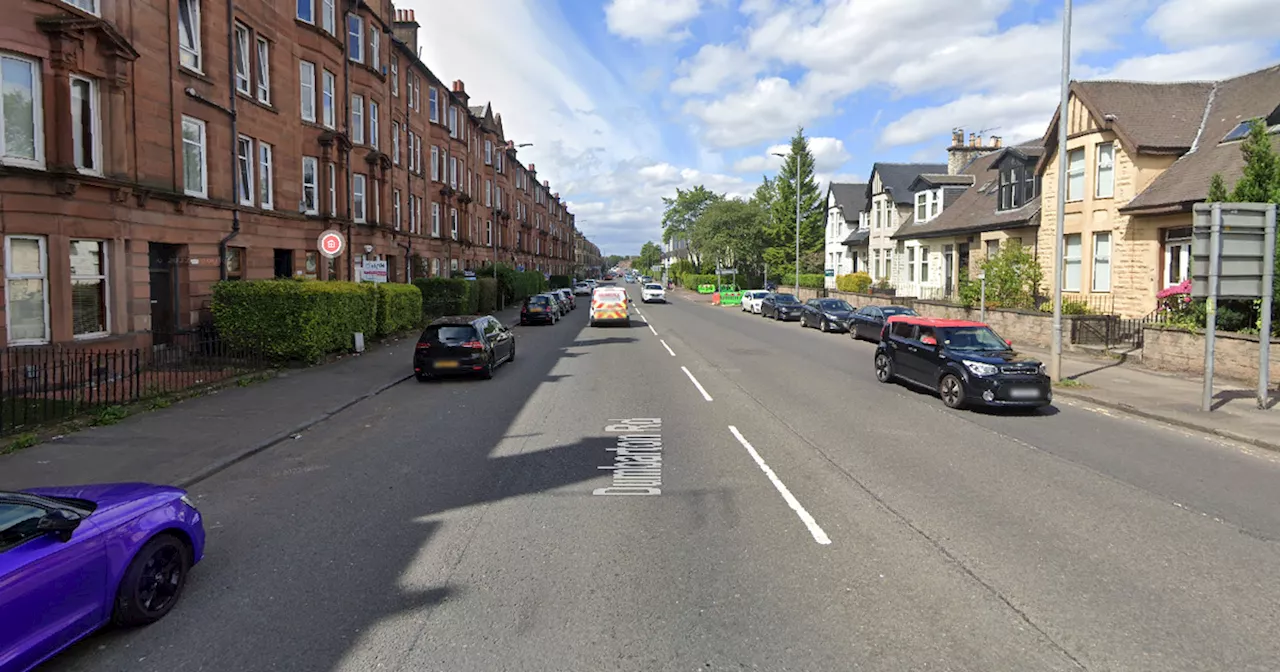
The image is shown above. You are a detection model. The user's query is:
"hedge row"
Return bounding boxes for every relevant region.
[835,272,872,293]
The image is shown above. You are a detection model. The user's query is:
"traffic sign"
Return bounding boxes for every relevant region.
[318,229,345,258]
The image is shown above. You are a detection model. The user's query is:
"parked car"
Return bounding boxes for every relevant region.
[640,276,653,284]
[546,292,569,316]
[554,288,576,310]
[849,305,917,342]
[741,290,770,314]
[799,298,857,332]
[520,294,559,325]
[414,315,515,381]
[641,283,666,303]
[0,483,206,672]
[760,293,803,321]
[573,282,593,296]
[590,287,632,327]
[874,315,1051,410]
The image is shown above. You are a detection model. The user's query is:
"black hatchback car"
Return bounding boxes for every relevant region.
[760,293,803,321]
[799,298,857,332]
[849,304,917,342]
[520,294,559,325]
[874,316,1051,410]
[414,315,515,381]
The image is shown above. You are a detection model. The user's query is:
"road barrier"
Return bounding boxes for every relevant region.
[697,284,717,294]
[719,291,743,306]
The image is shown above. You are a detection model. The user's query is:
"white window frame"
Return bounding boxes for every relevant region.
[390,56,398,97]
[328,163,337,216]
[352,173,367,223]
[432,202,441,237]
[1066,147,1085,202]
[368,100,378,149]
[1092,232,1111,292]
[321,70,335,128]
[1063,233,1082,292]
[485,140,492,165]
[393,189,402,230]
[5,235,50,345]
[255,36,270,104]
[1095,142,1115,199]
[486,219,492,246]
[302,156,319,214]
[450,157,457,189]
[429,88,438,122]
[485,179,492,207]
[914,192,927,221]
[297,0,314,24]
[920,245,930,283]
[70,75,102,175]
[369,26,380,70]
[414,196,422,234]
[178,0,202,72]
[414,134,421,173]
[1,53,45,169]
[234,23,251,95]
[450,208,459,239]
[258,141,274,210]
[299,60,316,122]
[236,135,254,205]
[372,180,380,223]
[70,239,110,339]
[63,0,99,15]
[351,94,364,144]
[321,0,335,34]
[182,116,207,197]
[448,105,457,138]
[347,14,363,63]
[392,121,400,164]
[431,146,439,181]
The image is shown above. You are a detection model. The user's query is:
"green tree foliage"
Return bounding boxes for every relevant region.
[957,242,1043,310]
[661,185,720,268]
[691,198,768,272]
[634,241,663,274]
[606,254,629,268]
[762,127,825,279]
[1207,174,1228,202]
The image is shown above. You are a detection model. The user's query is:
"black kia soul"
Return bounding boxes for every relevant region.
[874,316,1052,410]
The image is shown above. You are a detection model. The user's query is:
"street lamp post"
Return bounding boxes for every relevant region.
[494,142,532,309]
[772,151,800,295]
[1050,0,1073,381]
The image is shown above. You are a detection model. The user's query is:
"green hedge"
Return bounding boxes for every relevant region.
[212,279,376,363]
[799,273,826,289]
[548,274,572,289]
[477,277,498,312]
[836,272,872,293]
[375,283,423,336]
[413,278,470,317]
[682,274,717,289]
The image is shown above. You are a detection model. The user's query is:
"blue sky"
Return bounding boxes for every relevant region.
[407,0,1280,256]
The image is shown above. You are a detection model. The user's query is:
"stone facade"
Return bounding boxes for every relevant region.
[1143,326,1280,385]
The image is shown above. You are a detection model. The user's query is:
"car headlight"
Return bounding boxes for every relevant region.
[963,360,999,376]
[1038,363,1047,376]
[825,313,840,321]
[180,494,198,510]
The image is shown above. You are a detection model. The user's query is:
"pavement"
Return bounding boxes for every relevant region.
[20,284,1280,671]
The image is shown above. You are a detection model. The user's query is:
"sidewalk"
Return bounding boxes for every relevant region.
[0,305,522,491]
[1016,345,1280,452]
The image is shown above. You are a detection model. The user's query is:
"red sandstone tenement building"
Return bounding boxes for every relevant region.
[0,0,587,347]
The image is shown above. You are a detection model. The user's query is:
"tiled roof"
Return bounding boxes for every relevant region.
[909,173,975,190]
[829,182,868,216]
[842,229,870,245]
[868,163,948,206]
[1123,64,1280,213]
[893,144,1043,240]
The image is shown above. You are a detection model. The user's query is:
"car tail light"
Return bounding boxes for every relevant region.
[461,341,485,349]
[415,342,431,349]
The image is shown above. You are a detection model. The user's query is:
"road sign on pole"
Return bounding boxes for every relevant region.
[318,229,345,259]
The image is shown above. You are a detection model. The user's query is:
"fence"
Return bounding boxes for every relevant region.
[1068,311,1169,350]
[0,327,271,437]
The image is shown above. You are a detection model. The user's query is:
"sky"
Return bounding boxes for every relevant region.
[402,0,1280,256]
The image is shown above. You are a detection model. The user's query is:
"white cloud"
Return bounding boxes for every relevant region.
[684,77,829,148]
[671,43,757,95]
[604,0,702,42]
[880,89,1059,148]
[731,137,851,173]
[1146,0,1280,48]
[1100,43,1276,82]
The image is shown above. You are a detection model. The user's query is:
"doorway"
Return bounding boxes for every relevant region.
[148,243,180,344]
[943,245,955,297]
[274,249,294,278]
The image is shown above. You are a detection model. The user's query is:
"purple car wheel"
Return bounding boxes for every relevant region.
[113,533,192,627]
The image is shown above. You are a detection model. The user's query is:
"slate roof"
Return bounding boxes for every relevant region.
[909,174,975,191]
[829,182,868,215]
[867,163,948,206]
[1122,64,1280,213]
[842,228,869,245]
[1043,81,1215,162]
[893,141,1044,241]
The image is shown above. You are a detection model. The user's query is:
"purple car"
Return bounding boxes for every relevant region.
[0,483,206,672]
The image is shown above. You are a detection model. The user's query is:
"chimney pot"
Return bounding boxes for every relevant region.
[453,80,465,93]
[952,129,964,146]
[992,136,1002,148]
[974,133,982,147]
[543,180,550,187]
[529,163,535,172]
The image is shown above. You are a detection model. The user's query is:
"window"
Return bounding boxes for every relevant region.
[1022,164,1038,204]
[914,192,928,221]
[413,195,422,234]
[393,189,401,229]
[70,76,100,174]
[178,0,201,71]
[63,0,99,14]
[5,236,48,344]
[297,0,314,23]
[369,26,380,70]
[352,173,367,222]
[431,146,439,181]
[450,208,458,239]
[299,60,316,122]
[496,151,503,173]
[234,23,251,94]
[1164,227,1191,288]
[70,240,108,337]
[485,179,492,207]
[485,140,492,165]
[432,202,441,236]
[1,54,43,168]
[929,192,939,219]
[391,56,398,96]
[1063,233,1082,291]
[999,165,1019,210]
[236,135,253,205]
[328,163,336,216]
[302,156,319,214]
[256,37,270,103]
[985,238,999,260]
[1066,147,1085,201]
[450,157,457,188]
[413,135,421,173]
[347,14,363,62]
[371,180,380,222]
[321,0,335,33]
[368,100,378,148]
[351,94,364,143]
[182,116,207,197]
[258,141,273,210]
[495,187,502,210]
[486,219,492,245]
[412,77,420,111]
[1092,232,1111,292]
[1095,142,1114,198]
[392,122,400,164]
[907,247,915,282]
[225,247,244,280]
[448,105,457,138]
[920,246,929,282]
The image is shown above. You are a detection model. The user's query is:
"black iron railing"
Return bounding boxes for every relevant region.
[0,327,271,437]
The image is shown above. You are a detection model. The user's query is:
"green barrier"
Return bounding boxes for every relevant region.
[719,291,743,306]
[697,284,717,294]
[718,284,738,292]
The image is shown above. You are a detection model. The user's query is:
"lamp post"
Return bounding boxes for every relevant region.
[772,151,800,295]
[1048,0,1073,381]
[494,142,532,308]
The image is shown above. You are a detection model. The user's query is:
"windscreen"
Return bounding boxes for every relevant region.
[773,294,800,304]
[645,284,663,290]
[818,299,853,311]
[422,325,477,343]
[882,306,916,317]
[941,326,1010,352]
[529,295,551,305]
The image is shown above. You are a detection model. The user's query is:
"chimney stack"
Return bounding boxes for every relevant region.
[528,163,535,172]
[992,136,1002,148]
[968,133,976,147]
[543,180,550,188]
[451,80,469,106]
[952,128,964,147]
[949,127,1001,175]
[392,9,420,54]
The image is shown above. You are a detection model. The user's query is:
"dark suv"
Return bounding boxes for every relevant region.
[874,316,1051,410]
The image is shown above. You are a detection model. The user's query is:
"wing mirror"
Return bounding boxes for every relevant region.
[37,509,83,542]
[1006,339,1013,347]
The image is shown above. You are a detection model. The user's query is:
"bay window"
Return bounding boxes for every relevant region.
[302,156,319,214]
[352,173,367,223]
[70,240,108,338]
[299,60,316,122]
[1,53,43,168]
[369,100,378,149]
[322,70,335,128]
[351,94,364,144]
[70,75,101,174]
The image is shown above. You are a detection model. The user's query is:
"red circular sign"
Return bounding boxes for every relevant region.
[318,230,345,258]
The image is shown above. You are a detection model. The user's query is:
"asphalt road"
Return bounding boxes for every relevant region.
[46,286,1280,672]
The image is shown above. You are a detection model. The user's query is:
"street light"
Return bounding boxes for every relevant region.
[1050,0,1073,381]
[494,141,533,308]
[772,151,800,295]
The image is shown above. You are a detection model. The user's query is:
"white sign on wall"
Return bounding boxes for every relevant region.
[359,260,388,283]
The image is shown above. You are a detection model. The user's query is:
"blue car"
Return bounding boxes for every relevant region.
[0,483,206,672]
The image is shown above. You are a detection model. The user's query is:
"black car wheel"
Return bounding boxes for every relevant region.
[850,324,861,340]
[508,342,516,362]
[874,353,895,383]
[113,533,192,627]
[480,356,495,380]
[939,374,966,409]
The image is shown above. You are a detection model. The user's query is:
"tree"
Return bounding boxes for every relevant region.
[690,198,768,272]
[634,241,663,274]
[763,127,824,280]
[661,186,720,269]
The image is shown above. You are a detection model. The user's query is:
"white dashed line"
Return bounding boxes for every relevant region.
[728,425,831,545]
[681,366,713,401]
[660,339,676,356]
[648,323,658,336]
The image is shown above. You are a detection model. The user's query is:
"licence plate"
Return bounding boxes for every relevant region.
[528,307,543,312]
[1008,387,1040,399]
[433,360,460,369]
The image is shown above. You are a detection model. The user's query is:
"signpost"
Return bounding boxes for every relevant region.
[359,260,388,283]
[1191,202,1276,411]
[318,229,345,259]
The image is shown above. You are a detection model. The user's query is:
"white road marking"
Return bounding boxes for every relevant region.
[660,339,677,357]
[727,425,832,545]
[681,366,713,401]
[648,323,659,336]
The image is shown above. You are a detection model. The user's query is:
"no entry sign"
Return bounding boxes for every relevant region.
[318,229,345,258]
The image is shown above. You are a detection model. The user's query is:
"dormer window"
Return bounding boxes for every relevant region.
[998,160,1041,211]
[915,192,928,221]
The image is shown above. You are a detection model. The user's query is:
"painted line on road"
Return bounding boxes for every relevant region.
[660,339,676,357]
[681,365,713,401]
[648,323,659,336]
[728,425,831,545]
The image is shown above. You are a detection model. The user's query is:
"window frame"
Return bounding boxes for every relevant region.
[347,14,364,63]
[392,121,400,164]
[1091,231,1111,292]
[368,100,378,149]
[296,0,314,24]
[63,0,99,15]
[236,135,254,206]
[321,69,335,128]
[178,0,202,72]
[431,146,439,181]
[915,192,927,221]
[432,202,441,237]
[233,23,251,95]
[1095,141,1115,199]
[0,53,45,169]
[350,94,364,144]
[321,0,335,34]
[390,56,398,96]
[328,162,337,216]
[393,188,402,230]
[70,239,110,339]
[5,235,50,345]
[299,60,316,122]
[352,173,367,223]
[1063,232,1082,292]
[450,207,458,239]
[70,75,102,175]
[1065,147,1085,202]
[258,140,274,210]
[302,156,319,214]
[255,36,271,104]
[181,115,208,198]
[369,26,380,70]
